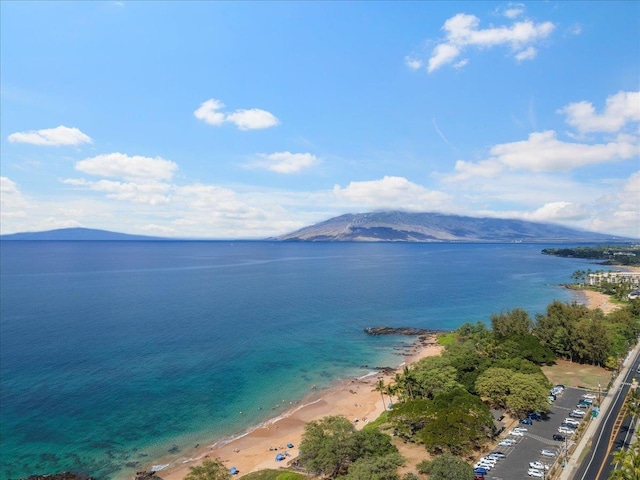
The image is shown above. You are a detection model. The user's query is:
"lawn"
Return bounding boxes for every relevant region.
[542,359,613,391]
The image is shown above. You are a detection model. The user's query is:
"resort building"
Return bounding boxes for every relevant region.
[587,271,640,287]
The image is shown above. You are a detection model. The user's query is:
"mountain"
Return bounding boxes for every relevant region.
[0,228,166,241]
[276,211,629,243]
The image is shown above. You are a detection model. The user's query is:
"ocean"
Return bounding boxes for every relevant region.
[0,241,599,479]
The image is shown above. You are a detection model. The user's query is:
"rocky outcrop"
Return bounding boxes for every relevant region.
[364,326,443,336]
[134,472,164,480]
[19,474,95,480]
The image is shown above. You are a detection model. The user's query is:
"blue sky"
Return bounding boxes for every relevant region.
[1,1,638,239]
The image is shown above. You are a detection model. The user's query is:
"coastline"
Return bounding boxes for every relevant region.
[143,337,444,479]
[574,265,639,314]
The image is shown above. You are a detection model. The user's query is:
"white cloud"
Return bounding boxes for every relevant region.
[0,177,31,219]
[7,125,92,146]
[193,99,226,126]
[404,56,423,70]
[515,46,537,61]
[75,153,178,180]
[249,152,319,174]
[558,90,640,134]
[226,108,280,130]
[333,176,451,210]
[446,130,639,181]
[503,3,525,19]
[63,178,172,205]
[423,12,554,72]
[194,98,279,130]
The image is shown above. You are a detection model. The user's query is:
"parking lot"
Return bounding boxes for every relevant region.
[482,386,596,479]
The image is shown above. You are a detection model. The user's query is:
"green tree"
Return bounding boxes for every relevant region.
[335,453,404,480]
[298,416,357,478]
[374,379,388,411]
[574,311,611,366]
[387,399,431,439]
[184,459,231,480]
[428,453,475,480]
[491,308,533,339]
[418,388,493,455]
[411,356,463,399]
[475,367,514,409]
[609,438,640,480]
[506,372,551,417]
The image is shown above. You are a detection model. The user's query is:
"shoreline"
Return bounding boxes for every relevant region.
[142,337,443,479]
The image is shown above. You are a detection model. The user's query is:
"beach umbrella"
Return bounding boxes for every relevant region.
[287,443,294,448]
[276,453,285,461]
[229,467,238,475]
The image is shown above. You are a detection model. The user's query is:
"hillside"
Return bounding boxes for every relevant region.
[276,211,628,243]
[0,228,165,241]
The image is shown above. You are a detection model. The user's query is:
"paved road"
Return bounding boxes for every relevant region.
[572,348,640,480]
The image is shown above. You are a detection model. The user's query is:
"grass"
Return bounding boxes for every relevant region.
[542,359,612,391]
[436,332,456,347]
[240,469,307,480]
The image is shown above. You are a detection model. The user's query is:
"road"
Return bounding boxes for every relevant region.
[572,348,640,480]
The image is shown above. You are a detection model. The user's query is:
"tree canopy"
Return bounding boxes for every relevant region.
[184,459,231,480]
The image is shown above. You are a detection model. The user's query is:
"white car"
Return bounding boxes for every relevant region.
[509,429,525,436]
[498,439,515,446]
[513,426,528,432]
[564,418,580,426]
[541,449,556,457]
[583,393,597,399]
[571,409,586,417]
[528,469,544,478]
[558,427,575,434]
[475,462,493,471]
[529,461,550,470]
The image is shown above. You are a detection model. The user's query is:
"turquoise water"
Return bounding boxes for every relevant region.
[0,241,598,479]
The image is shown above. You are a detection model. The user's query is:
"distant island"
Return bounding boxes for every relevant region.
[1,211,634,243]
[0,228,166,241]
[542,245,640,266]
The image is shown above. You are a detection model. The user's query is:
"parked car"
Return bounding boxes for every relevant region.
[474,467,488,475]
[528,412,542,420]
[520,418,533,425]
[529,461,550,470]
[490,451,507,458]
[498,439,516,446]
[558,427,575,434]
[571,409,586,417]
[509,429,525,436]
[579,398,593,405]
[541,449,556,457]
[528,469,544,478]
[582,393,597,399]
[564,418,580,426]
[553,434,566,441]
[576,403,589,409]
[513,426,528,432]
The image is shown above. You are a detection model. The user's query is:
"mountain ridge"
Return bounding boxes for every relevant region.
[276,211,631,243]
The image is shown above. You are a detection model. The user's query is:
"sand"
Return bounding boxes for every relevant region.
[151,339,444,479]
[579,265,639,314]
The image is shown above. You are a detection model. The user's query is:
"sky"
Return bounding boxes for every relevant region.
[1,1,639,239]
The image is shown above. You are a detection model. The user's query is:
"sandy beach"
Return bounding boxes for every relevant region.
[151,338,444,479]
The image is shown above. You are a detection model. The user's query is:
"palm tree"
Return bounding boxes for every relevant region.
[373,379,387,411]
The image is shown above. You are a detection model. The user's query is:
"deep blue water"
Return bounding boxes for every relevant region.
[0,241,598,479]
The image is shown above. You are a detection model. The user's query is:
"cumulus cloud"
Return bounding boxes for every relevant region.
[558,90,640,134]
[248,152,319,174]
[75,153,178,181]
[446,130,639,181]
[418,12,554,73]
[502,3,526,19]
[63,178,172,205]
[1,177,31,218]
[404,57,423,70]
[193,99,226,126]
[194,98,279,130]
[7,125,92,146]
[333,176,451,210]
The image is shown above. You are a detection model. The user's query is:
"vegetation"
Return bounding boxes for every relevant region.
[288,298,640,479]
[534,300,640,367]
[542,245,640,266]
[298,416,401,479]
[184,459,230,480]
[416,453,475,480]
[241,471,306,480]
